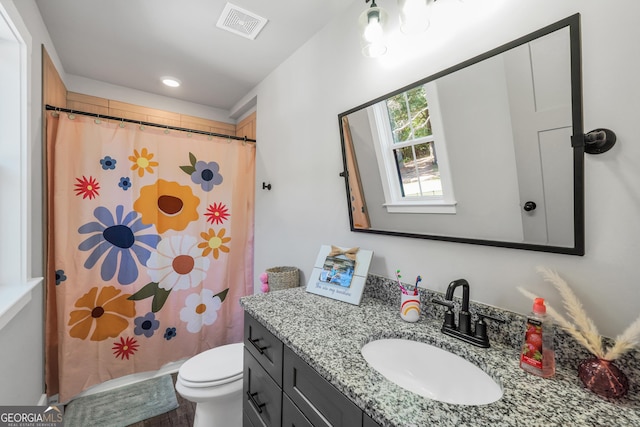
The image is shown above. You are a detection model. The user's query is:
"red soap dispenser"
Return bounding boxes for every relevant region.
[520,298,555,378]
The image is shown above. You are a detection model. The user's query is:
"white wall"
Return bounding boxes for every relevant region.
[253,0,640,338]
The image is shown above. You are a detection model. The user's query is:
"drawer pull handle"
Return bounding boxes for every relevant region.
[250,338,268,354]
[247,391,266,413]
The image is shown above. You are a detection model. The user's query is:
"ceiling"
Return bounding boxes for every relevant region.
[36,0,355,114]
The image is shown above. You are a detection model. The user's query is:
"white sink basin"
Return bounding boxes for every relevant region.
[361,338,502,405]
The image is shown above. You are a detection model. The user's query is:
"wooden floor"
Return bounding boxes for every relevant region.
[127,374,196,427]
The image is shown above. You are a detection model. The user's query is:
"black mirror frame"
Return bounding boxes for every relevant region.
[338,13,584,256]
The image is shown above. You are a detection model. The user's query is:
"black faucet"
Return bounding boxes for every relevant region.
[445,279,471,335]
[432,279,504,348]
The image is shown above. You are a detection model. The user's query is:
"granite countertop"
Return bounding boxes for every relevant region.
[240,287,640,427]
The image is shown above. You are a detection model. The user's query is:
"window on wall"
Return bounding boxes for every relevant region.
[0,1,40,330]
[369,82,457,214]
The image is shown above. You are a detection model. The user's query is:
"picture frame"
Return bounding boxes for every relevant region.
[306,244,373,305]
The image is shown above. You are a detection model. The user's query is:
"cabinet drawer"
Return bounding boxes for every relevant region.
[282,394,313,427]
[244,349,282,427]
[283,347,362,427]
[244,312,284,385]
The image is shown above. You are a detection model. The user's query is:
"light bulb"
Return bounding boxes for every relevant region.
[359,4,388,58]
[364,18,384,43]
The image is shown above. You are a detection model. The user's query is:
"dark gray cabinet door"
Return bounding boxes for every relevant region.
[283,347,362,427]
[282,394,313,427]
[244,349,282,427]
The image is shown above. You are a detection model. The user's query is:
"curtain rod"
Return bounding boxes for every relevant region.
[45,104,256,143]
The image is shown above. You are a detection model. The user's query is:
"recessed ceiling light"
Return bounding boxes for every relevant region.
[162,77,181,87]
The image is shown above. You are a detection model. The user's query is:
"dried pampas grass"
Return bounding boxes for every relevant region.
[604,314,640,360]
[518,267,640,361]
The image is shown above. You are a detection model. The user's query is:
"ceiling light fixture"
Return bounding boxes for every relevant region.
[359,0,389,58]
[359,0,434,57]
[398,0,431,35]
[162,77,181,88]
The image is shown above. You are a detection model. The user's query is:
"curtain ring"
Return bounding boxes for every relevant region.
[208,132,213,141]
[164,126,170,135]
[139,121,145,131]
[68,111,76,120]
[51,108,59,118]
[94,114,101,124]
[243,136,247,146]
[119,118,125,128]
[187,132,192,138]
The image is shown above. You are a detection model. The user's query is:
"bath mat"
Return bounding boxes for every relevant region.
[63,375,179,427]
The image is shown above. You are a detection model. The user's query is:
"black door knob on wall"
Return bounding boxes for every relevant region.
[523,201,537,212]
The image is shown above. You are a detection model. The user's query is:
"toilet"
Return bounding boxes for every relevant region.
[175,342,244,427]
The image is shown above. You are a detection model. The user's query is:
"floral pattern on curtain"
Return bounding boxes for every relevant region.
[45,113,255,402]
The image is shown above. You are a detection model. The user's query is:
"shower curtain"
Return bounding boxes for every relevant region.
[45,112,255,402]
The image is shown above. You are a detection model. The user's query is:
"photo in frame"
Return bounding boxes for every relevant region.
[306,245,373,305]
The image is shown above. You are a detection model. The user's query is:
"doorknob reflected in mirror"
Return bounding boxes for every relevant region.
[584,128,617,154]
[523,201,537,212]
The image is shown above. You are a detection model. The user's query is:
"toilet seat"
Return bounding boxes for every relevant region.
[178,342,244,388]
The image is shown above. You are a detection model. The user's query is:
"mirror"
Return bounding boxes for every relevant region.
[339,14,584,255]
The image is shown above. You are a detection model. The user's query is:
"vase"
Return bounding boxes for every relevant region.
[577,357,629,399]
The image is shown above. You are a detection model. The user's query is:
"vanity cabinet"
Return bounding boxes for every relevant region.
[243,312,380,427]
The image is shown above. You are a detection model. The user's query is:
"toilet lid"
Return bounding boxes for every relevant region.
[179,342,244,386]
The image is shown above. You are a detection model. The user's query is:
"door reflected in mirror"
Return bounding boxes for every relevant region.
[339,14,584,255]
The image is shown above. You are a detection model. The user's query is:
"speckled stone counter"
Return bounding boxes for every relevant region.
[240,278,640,427]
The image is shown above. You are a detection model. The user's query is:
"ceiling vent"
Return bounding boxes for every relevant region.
[216,3,268,40]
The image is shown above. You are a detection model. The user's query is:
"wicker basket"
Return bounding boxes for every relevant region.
[266,266,299,291]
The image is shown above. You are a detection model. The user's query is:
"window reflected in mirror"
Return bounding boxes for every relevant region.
[362,83,457,215]
[387,86,442,198]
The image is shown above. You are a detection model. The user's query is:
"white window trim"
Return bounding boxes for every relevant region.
[383,201,457,214]
[0,279,43,331]
[0,0,43,331]
[367,81,457,214]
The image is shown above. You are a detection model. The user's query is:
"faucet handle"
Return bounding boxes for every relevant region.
[431,299,456,329]
[477,313,505,324]
[473,313,505,345]
[431,298,454,309]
